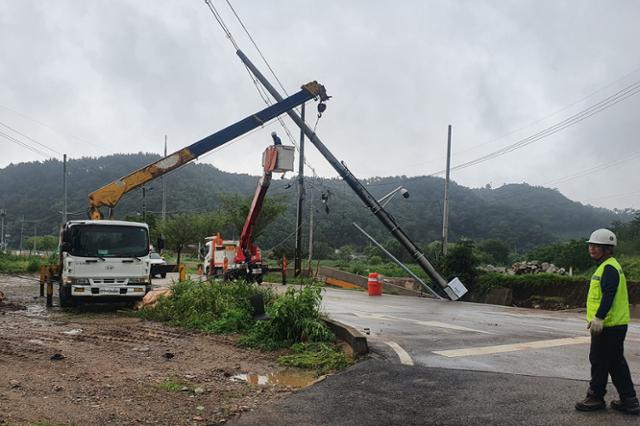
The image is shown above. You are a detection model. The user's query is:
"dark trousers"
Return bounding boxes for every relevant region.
[589,324,637,399]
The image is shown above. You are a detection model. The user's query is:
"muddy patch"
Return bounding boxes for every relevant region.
[0,274,309,425]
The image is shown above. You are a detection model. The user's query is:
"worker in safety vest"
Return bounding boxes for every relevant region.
[575,228,639,414]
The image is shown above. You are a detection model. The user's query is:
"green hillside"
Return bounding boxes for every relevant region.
[0,154,632,253]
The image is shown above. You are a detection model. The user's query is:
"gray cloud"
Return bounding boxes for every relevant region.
[1,0,638,209]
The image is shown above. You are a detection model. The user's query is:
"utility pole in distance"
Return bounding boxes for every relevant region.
[442,125,452,256]
[63,154,67,224]
[294,103,306,277]
[162,136,167,222]
[307,189,314,269]
[19,215,24,255]
[0,209,6,252]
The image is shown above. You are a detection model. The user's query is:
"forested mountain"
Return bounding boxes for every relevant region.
[0,153,632,253]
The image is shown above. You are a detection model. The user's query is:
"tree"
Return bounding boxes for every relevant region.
[25,235,58,253]
[478,239,510,265]
[441,240,479,289]
[218,193,287,240]
[159,214,201,264]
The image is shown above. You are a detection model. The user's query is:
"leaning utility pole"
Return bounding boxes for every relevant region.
[442,125,452,256]
[161,136,167,222]
[236,49,467,300]
[294,103,306,277]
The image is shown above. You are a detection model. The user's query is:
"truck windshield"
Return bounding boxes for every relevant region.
[69,225,149,258]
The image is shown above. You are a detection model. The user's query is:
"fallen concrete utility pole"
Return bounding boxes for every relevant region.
[236,49,467,300]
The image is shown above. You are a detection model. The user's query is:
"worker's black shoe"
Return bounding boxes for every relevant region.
[611,397,640,415]
[575,393,606,411]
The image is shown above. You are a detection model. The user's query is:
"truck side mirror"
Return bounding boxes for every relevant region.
[60,242,71,252]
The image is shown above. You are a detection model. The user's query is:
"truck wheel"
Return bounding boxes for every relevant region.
[59,285,75,308]
[160,273,166,278]
[255,275,263,285]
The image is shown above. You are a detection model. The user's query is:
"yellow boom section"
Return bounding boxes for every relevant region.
[88,148,195,219]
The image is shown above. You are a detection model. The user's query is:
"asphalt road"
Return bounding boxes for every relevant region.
[319,288,640,383]
[236,286,640,425]
[152,277,640,424]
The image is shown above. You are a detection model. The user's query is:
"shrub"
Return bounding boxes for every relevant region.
[139,280,273,333]
[240,285,332,349]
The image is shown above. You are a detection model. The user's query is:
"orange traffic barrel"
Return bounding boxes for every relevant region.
[368,272,382,296]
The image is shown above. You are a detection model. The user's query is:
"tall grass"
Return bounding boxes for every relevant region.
[0,252,44,273]
[138,280,274,333]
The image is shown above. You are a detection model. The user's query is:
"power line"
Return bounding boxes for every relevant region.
[0,130,52,158]
[428,79,640,176]
[0,120,62,157]
[203,0,320,177]
[0,103,107,154]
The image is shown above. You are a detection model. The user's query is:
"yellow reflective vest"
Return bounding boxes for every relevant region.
[586,257,629,327]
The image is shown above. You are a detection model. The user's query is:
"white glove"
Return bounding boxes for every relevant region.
[588,317,604,336]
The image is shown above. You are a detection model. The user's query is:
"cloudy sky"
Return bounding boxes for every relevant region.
[1,1,639,209]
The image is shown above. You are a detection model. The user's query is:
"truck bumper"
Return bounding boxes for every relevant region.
[71,285,150,297]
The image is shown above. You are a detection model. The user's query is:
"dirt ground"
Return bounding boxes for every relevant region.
[0,274,310,426]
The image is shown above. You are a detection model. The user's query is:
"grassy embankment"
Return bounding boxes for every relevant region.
[138,280,351,375]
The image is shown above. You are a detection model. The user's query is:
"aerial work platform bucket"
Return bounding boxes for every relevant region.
[368,272,382,296]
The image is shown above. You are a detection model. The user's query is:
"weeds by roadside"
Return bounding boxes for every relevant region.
[278,342,351,375]
[0,252,45,273]
[138,280,350,375]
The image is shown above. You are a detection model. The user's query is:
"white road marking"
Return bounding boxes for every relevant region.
[413,320,493,335]
[433,336,591,358]
[385,341,414,366]
[352,312,492,334]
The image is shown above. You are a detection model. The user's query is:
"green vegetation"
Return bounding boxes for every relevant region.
[139,280,345,374]
[0,252,44,273]
[474,272,585,296]
[0,154,632,257]
[154,377,192,392]
[239,285,332,350]
[138,280,273,333]
[278,342,351,375]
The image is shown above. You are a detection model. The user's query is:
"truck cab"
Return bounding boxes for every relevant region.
[58,220,152,306]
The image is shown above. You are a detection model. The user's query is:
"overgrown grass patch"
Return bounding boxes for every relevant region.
[239,285,333,350]
[138,280,274,334]
[0,252,45,273]
[277,342,352,375]
[138,280,350,375]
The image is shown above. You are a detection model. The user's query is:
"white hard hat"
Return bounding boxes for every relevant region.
[587,228,617,246]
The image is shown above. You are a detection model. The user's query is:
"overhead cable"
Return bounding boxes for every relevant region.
[0,130,52,158]
[0,121,62,156]
[203,0,319,177]
[427,79,640,176]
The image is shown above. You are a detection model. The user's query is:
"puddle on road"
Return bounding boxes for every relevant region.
[230,370,318,388]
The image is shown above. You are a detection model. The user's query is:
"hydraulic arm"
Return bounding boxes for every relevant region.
[234,145,281,265]
[88,81,329,219]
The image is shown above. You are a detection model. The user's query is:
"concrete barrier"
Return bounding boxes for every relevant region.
[317,267,428,297]
[324,318,369,356]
